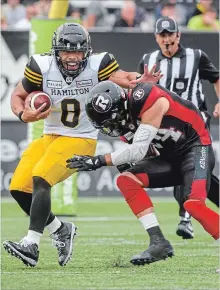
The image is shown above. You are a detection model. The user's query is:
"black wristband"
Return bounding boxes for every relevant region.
[98,155,107,166]
[18,111,26,123]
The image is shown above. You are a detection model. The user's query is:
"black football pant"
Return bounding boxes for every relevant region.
[127,145,215,206]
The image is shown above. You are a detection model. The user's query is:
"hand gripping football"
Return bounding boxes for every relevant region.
[29,91,52,112]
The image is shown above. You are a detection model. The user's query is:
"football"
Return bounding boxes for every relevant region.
[29,91,52,112]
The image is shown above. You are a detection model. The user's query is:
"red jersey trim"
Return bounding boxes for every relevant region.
[138,86,211,145]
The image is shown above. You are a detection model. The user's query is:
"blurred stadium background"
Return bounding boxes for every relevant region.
[1,0,219,289]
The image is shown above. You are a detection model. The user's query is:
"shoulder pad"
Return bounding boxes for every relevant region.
[32,54,53,74]
[88,52,109,71]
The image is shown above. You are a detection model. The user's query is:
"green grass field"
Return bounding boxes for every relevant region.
[1,198,219,290]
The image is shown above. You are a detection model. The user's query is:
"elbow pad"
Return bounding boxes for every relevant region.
[111,124,158,166]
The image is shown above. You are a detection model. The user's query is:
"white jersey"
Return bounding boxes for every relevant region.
[32,53,108,139]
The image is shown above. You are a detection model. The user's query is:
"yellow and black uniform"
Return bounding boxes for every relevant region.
[22,56,43,92]
[10,52,119,193]
[98,53,119,81]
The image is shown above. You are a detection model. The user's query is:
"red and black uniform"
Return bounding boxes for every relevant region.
[125,83,215,204]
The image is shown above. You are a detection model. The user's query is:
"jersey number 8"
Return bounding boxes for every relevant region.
[61,99,80,128]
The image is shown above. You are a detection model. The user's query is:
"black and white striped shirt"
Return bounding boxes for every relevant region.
[138,45,219,111]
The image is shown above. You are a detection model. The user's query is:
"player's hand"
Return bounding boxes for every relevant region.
[213,102,220,118]
[130,64,163,85]
[21,96,51,122]
[66,155,107,172]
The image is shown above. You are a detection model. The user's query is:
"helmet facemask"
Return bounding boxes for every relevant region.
[52,24,92,78]
[54,48,90,78]
[91,101,129,137]
[86,80,134,137]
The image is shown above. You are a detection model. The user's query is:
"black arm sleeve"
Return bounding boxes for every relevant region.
[199,51,219,83]
[22,56,43,93]
[98,53,120,81]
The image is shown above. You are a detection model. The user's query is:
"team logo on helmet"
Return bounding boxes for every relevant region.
[133,89,144,100]
[92,93,112,113]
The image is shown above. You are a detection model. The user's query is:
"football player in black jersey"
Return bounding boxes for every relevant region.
[67,80,219,265]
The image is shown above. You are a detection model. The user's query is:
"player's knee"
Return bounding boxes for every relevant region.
[117,174,134,193]
[117,172,148,193]
[10,190,32,215]
[10,190,31,201]
[11,190,22,201]
[33,176,51,195]
[117,172,144,190]
[183,199,205,215]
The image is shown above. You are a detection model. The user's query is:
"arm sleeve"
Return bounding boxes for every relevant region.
[22,56,43,93]
[98,53,120,81]
[199,51,219,83]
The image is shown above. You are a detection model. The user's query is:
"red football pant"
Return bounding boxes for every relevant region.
[116,173,152,215]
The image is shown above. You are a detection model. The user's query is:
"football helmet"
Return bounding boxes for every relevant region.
[86,81,129,137]
[52,23,92,78]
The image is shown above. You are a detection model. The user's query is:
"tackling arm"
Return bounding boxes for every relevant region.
[108,97,169,166]
[109,64,162,89]
[98,53,161,89]
[66,98,169,171]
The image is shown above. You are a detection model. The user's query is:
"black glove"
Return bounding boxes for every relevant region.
[66,155,107,172]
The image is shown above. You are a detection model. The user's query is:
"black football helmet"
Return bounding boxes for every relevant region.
[52,23,92,78]
[86,81,129,137]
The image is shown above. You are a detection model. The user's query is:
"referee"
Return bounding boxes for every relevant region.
[137,16,219,239]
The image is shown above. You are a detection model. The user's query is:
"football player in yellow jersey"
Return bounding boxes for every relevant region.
[3,23,161,267]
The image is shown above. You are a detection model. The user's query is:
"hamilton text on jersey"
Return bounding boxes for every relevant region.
[50,88,90,96]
